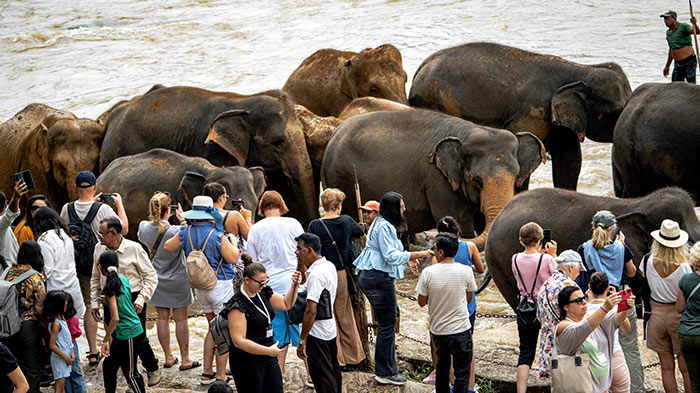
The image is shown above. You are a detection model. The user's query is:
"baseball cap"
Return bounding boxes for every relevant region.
[660,10,677,18]
[555,249,586,270]
[358,200,380,212]
[75,171,97,187]
[592,210,616,229]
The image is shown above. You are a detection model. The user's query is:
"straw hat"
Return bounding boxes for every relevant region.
[181,196,216,220]
[651,219,689,248]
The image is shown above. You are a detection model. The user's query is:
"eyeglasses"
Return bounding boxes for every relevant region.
[250,277,270,286]
[97,230,112,240]
[569,295,588,305]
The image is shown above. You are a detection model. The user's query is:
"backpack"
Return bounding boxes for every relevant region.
[209,314,232,355]
[514,254,543,327]
[66,202,102,275]
[186,227,221,290]
[0,268,38,338]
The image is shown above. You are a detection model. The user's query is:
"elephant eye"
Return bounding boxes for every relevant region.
[369,86,380,95]
[473,176,484,189]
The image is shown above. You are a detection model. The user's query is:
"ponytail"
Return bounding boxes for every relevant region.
[148,192,171,234]
[241,253,266,279]
[98,250,123,297]
[591,225,611,250]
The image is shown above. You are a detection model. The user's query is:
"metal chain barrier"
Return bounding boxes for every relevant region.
[145,312,207,322]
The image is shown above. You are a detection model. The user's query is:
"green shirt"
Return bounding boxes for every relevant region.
[113,275,143,340]
[666,22,693,50]
[678,272,700,336]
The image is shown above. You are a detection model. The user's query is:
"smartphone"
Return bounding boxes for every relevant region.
[540,229,552,248]
[618,288,632,312]
[230,199,245,211]
[99,193,114,204]
[13,170,35,191]
[169,205,178,214]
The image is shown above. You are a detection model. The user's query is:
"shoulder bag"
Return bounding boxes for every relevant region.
[550,333,593,393]
[288,288,333,325]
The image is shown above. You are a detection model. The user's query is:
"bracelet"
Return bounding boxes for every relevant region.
[600,306,609,313]
[246,220,253,224]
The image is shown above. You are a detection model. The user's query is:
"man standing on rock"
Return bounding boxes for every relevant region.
[661,10,699,83]
[417,233,477,393]
[295,233,342,393]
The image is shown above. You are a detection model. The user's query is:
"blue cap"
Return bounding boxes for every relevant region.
[75,171,96,187]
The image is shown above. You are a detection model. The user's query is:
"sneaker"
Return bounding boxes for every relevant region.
[147,368,162,387]
[422,369,436,385]
[375,374,407,386]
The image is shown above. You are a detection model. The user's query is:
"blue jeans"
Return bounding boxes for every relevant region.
[432,329,473,393]
[358,269,398,377]
[65,341,86,393]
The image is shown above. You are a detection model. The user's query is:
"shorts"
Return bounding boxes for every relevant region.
[271,310,300,347]
[516,317,541,367]
[647,300,681,354]
[195,280,234,314]
[78,273,91,307]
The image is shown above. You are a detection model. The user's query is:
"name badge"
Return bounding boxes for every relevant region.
[266,326,273,338]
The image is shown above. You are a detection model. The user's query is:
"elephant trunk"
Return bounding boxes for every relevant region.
[470,173,515,251]
[284,122,320,223]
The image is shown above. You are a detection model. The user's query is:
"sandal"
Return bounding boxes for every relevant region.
[216,377,234,386]
[179,360,201,371]
[200,373,216,385]
[87,352,103,366]
[164,357,179,368]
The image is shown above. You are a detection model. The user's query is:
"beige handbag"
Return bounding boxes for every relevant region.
[550,334,594,393]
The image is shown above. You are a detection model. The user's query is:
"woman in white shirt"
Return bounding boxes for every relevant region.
[640,219,692,393]
[31,207,85,319]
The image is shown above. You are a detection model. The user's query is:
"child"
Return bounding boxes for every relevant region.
[64,294,87,393]
[44,291,75,393]
[97,250,146,393]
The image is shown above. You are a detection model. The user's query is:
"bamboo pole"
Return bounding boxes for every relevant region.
[691,0,700,65]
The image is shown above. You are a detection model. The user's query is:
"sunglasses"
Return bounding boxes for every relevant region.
[154,191,171,198]
[30,205,42,211]
[250,277,270,286]
[568,295,588,305]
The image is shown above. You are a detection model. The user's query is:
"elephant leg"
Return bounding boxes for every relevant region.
[612,148,628,198]
[548,130,581,190]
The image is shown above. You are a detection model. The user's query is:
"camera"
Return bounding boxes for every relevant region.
[230,199,245,211]
[99,193,115,204]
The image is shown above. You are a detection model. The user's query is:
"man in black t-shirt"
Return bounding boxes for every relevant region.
[0,344,28,393]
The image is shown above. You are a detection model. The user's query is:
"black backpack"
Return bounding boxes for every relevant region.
[514,254,543,327]
[66,202,102,275]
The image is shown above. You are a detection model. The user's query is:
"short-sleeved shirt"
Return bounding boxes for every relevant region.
[223,286,276,360]
[416,262,476,335]
[454,241,477,316]
[179,222,234,281]
[307,216,364,271]
[639,256,691,303]
[113,274,144,340]
[60,201,120,241]
[667,22,693,49]
[305,257,338,341]
[0,343,18,393]
[678,272,700,336]
[511,252,555,298]
[246,217,304,294]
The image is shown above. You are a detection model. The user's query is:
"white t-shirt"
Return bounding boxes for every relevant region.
[640,256,692,303]
[246,216,304,294]
[60,201,120,239]
[415,262,476,335]
[304,257,338,341]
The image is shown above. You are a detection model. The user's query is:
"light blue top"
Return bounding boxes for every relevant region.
[354,216,410,279]
[582,240,625,287]
[53,318,72,356]
[455,241,477,316]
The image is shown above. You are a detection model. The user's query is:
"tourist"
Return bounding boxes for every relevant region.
[44,291,76,393]
[536,249,582,378]
[354,191,433,386]
[164,196,239,385]
[32,207,85,319]
[417,233,477,393]
[511,222,556,393]
[97,250,146,393]
[59,171,128,366]
[295,233,342,393]
[677,241,700,393]
[246,191,307,382]
[640,219,692,393]
[661,10,699,83]
[0,180,28,265]
[307,188,365,370]
[224,254,301,393]
[0,343,29,393]
[1,241,46,393]
[357,200,380,229]
[13,195,51,245]
[137,192,197,371]
[92,217,160,386]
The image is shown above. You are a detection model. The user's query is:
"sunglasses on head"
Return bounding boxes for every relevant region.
[154,191,171,197]
[568,294,588,305]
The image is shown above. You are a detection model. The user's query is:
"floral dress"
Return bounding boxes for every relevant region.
[536,269,578,378]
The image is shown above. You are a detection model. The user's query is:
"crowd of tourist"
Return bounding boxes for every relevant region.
[1,171,700,393]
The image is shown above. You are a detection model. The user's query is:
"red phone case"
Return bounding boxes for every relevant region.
[617,288,632,312]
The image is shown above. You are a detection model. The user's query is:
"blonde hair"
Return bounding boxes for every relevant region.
[148,192,171,233]
[519,222,543,247]
[320,188,345,212]
[689,241,700,271]
[651,239,690,276]
[258,190,288,216]
[591,225,614,250]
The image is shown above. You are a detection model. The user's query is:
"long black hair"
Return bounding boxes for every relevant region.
[31,207,71,240]
[43,290,68,322]
[16,240,44,272]
[379,191,407,236]
[558,286,580,320]
[24,194,52,231]
[98,250,123,297]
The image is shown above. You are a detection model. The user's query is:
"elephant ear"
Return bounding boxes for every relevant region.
[178,171,206,208]
[429,137,463,192]
[551,81,592,141]
[205,110,250,166]
[616,212,653,260]
[515,132,547,189]
[340,58,359,100]
[248,166,266,199]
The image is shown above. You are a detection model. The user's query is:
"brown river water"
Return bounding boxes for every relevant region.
[1,0,684,367]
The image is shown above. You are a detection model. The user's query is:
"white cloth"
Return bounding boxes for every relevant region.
[640,256,692,303]
[587,299,622,353]
[0,209,20,265]
[60,201,120,239]
[37,229,85,318]
[195,280,234,314]
[415,262,476,335]
[246,216,303,294]
[304,257,338,341]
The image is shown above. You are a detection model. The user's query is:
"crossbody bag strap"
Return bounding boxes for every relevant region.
[318,219,344,267]
[149,229,167,260]
[529,254,544,297]
[513,255,528,298]
[686,280,700,304]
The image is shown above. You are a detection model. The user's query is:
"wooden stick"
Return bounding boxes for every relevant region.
[691,0,700,64]
[353,165,364,225]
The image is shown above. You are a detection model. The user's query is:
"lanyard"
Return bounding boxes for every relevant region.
[241,288,271,326]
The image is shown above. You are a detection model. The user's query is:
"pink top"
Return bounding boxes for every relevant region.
[511,252,555,297]
[67,316,82,342]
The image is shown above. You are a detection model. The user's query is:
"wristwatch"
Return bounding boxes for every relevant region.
[298,339,306,346]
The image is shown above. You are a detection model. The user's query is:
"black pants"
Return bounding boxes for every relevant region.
[229,352,283,393]
[307,335,342,393]
[3,320,42,393]
[672,53,697,83]
[516,317,541,367]
[103,335,146,393]
[432,329,473,393]
[103,291,158,372]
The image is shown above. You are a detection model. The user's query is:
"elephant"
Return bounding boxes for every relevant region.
[484,187,700,310]
[283,44,409,117]
[613,83,700,201]
[409,42,632,190]
[96,149,265,238]
[0,104,105,207]
[321,109,546,250]
[100,86,318,225]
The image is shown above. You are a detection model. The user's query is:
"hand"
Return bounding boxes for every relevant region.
[91,308,102,322]
[13,180,28,198]
[663,66,670,77]
[359,222,369,230]
[603,290,621,311]
[626,294,636,309]
[240,207,252,221]
[615,231,625,244]
[175,203,185,222]
[291,271,302,286]
[101,341,111,358]
[297,343,307,359]
[64,355,73,366]
[133,303,143,314]
[267,343,281,357]
[112,193,123,207]
[408,260,419,276]
[540,240,557,257]
[691,16,697,24]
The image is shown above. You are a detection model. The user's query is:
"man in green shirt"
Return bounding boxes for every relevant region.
[661,10,699,83]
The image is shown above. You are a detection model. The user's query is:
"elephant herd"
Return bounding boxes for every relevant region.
[2,42,700,305]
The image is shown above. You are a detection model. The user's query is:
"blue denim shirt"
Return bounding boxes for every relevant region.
[354,216,410,279]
